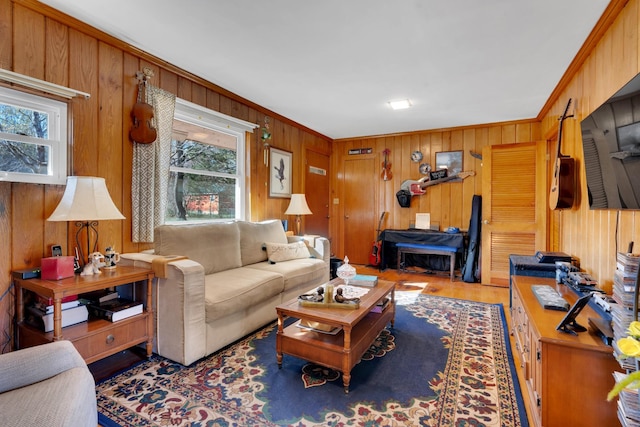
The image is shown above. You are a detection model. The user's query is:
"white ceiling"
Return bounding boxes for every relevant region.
[39,0,610,139]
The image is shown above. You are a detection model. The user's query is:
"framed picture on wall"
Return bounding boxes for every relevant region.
[435,150,463,176]
[269,147,292,198]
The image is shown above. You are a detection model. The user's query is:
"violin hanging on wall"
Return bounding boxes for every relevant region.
[130,70,157,144]
[381,148,392,181]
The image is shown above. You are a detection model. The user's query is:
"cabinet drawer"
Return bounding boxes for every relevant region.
[73,314,149,363]
[511,294,528,359]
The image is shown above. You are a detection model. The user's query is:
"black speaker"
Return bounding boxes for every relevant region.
[396,189,411,208]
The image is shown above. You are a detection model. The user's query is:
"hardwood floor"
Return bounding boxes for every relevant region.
[88,345,147,383]
[91,265,533,426]
[357,264,510,307]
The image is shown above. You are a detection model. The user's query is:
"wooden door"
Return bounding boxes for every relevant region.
[343,157,377,264]
[304,150,330,236]
[481,141,547,286]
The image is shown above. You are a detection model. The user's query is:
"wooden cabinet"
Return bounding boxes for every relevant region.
[15,266,154,364]
[511,276,618,427]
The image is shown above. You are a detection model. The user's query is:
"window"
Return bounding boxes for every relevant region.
[0,86,67,184]
[167,99,255,222]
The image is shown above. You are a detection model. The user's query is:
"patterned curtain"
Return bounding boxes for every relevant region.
[131,84,176,242]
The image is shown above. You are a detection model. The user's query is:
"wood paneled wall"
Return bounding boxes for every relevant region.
[331,122,541,260]
[0,0,637,352]
[333,0,639,293]
[539,0,640,292]
[0,0,330,353]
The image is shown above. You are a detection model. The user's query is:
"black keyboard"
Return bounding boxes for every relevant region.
[531,285,569,311]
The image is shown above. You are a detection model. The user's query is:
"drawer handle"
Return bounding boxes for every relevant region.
[106,334,115,344]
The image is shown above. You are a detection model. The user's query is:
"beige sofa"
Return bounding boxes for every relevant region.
[0,340,97,427]
[121,220,330,365]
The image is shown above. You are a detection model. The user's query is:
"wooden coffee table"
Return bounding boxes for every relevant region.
[276,278,395,393]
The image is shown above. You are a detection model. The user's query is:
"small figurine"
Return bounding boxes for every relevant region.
[299,286,324,302]
[334,288,360,304]
[81,252,105,276]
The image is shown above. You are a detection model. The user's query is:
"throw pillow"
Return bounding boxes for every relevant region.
[264,241,310,263]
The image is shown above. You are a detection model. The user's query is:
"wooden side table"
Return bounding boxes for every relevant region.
[15,266,154,364]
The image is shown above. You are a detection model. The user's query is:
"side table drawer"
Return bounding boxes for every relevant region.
[73,314,149,363]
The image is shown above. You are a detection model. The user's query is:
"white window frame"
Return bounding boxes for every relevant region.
[171,98,257,222]
[0,86,68,185]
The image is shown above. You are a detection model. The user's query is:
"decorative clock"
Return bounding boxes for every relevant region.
[419,163,432,175]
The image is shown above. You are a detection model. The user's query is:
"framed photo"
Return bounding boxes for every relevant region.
[435,150,463,176]
[269,147,292,198]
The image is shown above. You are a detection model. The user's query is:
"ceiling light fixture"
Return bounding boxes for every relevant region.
[388,99,412,110]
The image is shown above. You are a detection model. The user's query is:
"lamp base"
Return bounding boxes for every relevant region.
[294,215,302,236]
[75,220,99,267]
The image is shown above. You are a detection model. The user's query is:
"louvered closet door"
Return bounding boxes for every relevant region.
[481,141,548,286]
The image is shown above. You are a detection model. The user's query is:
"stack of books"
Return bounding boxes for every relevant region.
[349,274,378,287]
[371,297,390,313]
[86,297,143,322]
[25,294,88,332]
[79,289,119,305]
[611,252,640,372]
[33,294,79,313]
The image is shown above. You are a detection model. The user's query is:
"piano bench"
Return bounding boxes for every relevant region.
[396,243,457,281]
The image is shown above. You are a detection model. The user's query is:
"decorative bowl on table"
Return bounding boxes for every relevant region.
[336,256,356,286]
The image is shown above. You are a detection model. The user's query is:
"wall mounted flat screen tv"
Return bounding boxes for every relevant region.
[580,73,640,210]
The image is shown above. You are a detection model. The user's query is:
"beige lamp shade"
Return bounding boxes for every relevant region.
[285,194,312,235]
[285,194,312,216]
[47,176,125,266]
[47,176,125,222]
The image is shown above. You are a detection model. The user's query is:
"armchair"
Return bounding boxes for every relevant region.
[0,340,97,427]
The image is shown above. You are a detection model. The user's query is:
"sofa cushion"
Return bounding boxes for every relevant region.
[155,222,241,274]
[288,236,323,259]
[238,220,288,266]
[246,258,327,292]
[264,241,310,263]
[203,267,284,322]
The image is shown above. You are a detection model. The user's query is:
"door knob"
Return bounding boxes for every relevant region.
[345,215,349,219]
[482,220,490,225]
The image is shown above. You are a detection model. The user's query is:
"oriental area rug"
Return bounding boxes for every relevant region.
[96,292,528,427]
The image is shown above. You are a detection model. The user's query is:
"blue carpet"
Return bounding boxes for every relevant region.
[96,293,528,426]
[255,305,448,423]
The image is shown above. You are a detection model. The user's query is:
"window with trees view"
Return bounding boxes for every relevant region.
[167,99,250,222]
[0,86,67,184]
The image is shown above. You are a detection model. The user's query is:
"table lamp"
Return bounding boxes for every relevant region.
[285,194,312,235]
[47,176,125,266]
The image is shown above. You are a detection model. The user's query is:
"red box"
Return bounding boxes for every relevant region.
[41,256,75,280]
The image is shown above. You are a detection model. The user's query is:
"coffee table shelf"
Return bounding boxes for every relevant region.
[276,278,395,392]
